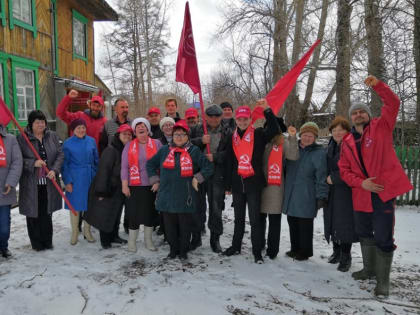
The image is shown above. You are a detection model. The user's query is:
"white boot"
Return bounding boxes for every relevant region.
[83,221,95,243]
[128,229,139,253]
[70,212,80,245]
[144,226,157,251]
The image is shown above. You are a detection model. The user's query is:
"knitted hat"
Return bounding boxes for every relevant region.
[159,117,175,130]
[70,118,87,131]
[132,117,152,135]
[348,103,372,118]
[299,122,319,137]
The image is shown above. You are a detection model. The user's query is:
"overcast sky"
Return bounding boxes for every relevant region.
[94,0,226,89]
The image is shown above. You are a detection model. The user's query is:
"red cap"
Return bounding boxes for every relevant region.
[235,106,251,118]
[148,107,161,115]
[173,119,190,133]
[91,95,104,106]
[117,124,133,134]
[185,107,198,119]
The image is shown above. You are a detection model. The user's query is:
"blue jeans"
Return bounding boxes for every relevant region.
[0,205,11,250]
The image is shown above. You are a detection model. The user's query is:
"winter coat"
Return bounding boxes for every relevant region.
[0,125,23,206]
[338,81,413,212]
[99,116,132,154]
[85,136,125,233]
[17,129,64,218]
[56,95,107,148]
[282,142,329,219]
[323,138,358,244]
[225,108,280,193]
[190,122,232,180]
[151,124,163,140]
[62,135,98,212]
[146,143,214,213]
[261,135,299,214]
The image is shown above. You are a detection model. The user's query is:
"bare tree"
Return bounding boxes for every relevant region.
[414,0,420,144]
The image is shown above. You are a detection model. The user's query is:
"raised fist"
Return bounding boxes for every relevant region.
[68,89,78,98]
[364,75,379,87]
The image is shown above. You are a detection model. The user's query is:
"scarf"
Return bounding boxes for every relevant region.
[232,125,255,178]
[267,144,283,185]
[128,137,157,185]
[0,136,6,167]
[163,146,193,177]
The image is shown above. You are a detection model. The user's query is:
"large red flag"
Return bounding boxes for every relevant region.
[176,2,201,94]
[252,39,321,122]
[0,97,12,126]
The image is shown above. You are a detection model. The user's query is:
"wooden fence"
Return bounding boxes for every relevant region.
[395,146,420,206]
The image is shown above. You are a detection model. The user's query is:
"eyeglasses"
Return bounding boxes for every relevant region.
[173,133,187,138]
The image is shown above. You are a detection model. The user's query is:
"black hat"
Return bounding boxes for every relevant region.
[205,104,223,116]
[220,102,233,110]
[28,110,47,131]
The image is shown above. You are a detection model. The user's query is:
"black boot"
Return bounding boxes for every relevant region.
[337,252,352,272]
[112,236,128,244]
[254,252,264,264]
[189,232,202,251]
[210,233,222,253]
[328,242,341,264]
[222,246,241,256]
[1,249,12,258]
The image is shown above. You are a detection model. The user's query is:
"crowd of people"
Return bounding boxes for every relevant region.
[0,75,412,297]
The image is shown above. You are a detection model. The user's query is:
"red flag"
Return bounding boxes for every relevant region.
[252,39,321,122]
[176,2,201,94]
[0,97,12,126]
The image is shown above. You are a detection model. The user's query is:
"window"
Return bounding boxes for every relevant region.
[8,0,37,37]
[11,56,40,125]
[72,9,88,63]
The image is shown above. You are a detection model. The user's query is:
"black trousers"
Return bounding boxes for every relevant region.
[231,191,263,256]
[354,193,396,252]
[333,241,352,254]
[163,212,192,255]
[261,213,281,257]
[26,185,53,250]
[287,215,314,258]
[100,203,124,245]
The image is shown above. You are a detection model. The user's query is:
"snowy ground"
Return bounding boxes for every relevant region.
[1,198,420,315]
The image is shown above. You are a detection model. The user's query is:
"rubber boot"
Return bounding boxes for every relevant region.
[127,229,139,253]
[328,242,341,264]
[352,238,376,280]
[83,221,95,243]
[144,226,157,251]
[70,212,80,245]
[337,252,352,272]
[210,233,222,253]
[374,248,393,297]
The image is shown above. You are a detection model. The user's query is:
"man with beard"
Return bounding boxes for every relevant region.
[99,98,131,153]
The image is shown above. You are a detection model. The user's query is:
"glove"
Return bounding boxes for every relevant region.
[317,199,328,210]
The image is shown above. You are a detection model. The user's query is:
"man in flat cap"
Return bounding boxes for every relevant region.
[190,104,232,253]
[339,75,412,297]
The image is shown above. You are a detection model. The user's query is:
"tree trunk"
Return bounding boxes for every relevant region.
[364,0,386,117]
[272,0,289,84]
[335,0,352,116]
[414,0,420,145]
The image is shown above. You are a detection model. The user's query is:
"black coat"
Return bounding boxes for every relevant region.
[85,136,125,233]
[151,124,163,140]
[225,108,280,193]
[323,138,358,244]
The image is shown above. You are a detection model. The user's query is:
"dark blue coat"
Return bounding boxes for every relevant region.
[282,142,329,218]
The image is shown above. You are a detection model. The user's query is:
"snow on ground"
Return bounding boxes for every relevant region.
[1,198,419,315]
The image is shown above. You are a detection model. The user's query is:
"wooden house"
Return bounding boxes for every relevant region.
[0,0,117,138]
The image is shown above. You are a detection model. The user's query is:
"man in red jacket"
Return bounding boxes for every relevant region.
[56,89,107,149]
[338,75,413,297]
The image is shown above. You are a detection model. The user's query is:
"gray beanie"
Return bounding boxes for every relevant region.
[348,103,372,118]
[205,104,223,116]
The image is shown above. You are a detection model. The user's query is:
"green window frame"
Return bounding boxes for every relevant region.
[51,0,59,75]
[72,9,88,64]
[8,0,37,37]
[10,55,40,126]
[0,0,6,27]
[0,52,10,109]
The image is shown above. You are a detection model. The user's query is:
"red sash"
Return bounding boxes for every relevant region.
[163,147,193,177]
[232,125,255,178]
[267,144,283,185]
[128,137,157,185]
[0,136,6,168]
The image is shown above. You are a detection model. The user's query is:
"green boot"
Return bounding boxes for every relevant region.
[352,238,376,280]
[374,248,393,297]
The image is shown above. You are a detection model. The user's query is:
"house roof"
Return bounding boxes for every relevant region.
[74,0,118,21]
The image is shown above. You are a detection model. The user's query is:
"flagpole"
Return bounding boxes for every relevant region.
[3,103,77,216]
[197,90,210,154]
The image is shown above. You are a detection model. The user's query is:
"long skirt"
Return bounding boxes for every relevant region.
[126,186,158,229]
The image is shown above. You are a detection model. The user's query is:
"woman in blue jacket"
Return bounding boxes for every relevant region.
[62,118,98,245]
